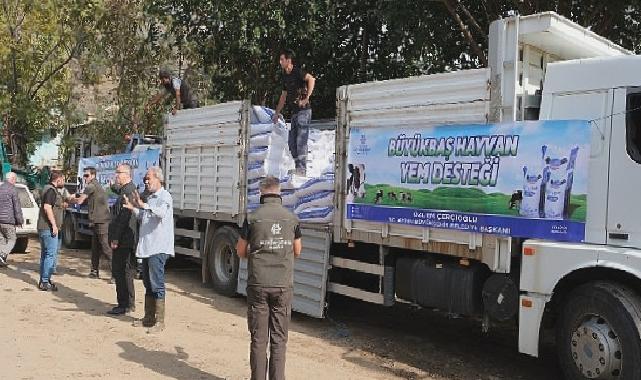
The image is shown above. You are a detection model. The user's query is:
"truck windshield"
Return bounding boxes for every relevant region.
[626,90,641,164]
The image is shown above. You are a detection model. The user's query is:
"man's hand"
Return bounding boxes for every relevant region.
[272,112,281,124]
[122,194,135,210]
[51,226,58,237]
[111,241,119,250]
[298,98,309,108]
[132,191,146,208]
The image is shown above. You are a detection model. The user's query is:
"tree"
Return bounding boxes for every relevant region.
[0,0,102,164]
[72,0,174,152]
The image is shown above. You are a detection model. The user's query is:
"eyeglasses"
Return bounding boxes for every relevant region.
[115,171,127,174]
[83,174,90,178]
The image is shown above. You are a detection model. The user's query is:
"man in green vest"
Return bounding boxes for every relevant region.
[37,171,65,291]
[236,176,302,380]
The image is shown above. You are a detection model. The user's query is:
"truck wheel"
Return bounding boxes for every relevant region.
[63,216,77,249]
[557,282,641,380]
[12,237,29,253]
[207,226,240,297]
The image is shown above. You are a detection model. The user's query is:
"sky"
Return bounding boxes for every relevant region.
[29,134,61,167]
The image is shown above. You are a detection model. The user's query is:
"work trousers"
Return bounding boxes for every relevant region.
[112,246,136,308]
[91,223,111,272]
[247,286,293,380]
[0,224,16,259]
[288,109,312,171]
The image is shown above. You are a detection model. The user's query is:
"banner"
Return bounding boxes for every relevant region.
[345,120,591,242]
[77,149,161,206]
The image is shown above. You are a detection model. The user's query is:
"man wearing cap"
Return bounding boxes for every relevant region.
[147,68,198,115]
[236,176,302,380]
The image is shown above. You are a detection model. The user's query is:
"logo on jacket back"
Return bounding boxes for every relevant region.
[271,223,282,235]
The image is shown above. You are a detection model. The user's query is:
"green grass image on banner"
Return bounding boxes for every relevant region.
[355,184,587,221]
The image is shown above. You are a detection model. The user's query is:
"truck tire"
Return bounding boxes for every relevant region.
[207,226,240,297]
[12,237,29,253]
[557,282,641,380]
[63,215,77,249]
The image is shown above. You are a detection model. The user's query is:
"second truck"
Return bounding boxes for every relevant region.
[148,12,641,380]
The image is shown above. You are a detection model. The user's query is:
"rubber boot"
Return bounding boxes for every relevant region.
[147,299,165,333]
[133,295,156,327]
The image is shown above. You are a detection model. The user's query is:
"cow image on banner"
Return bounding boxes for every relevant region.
[345,120,591,242]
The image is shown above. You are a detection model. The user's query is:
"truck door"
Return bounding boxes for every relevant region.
[540,89,614,244]
[607,88,641,248]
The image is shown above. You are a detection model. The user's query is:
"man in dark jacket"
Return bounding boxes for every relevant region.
[0,172,24,267]
[236,176,302,380]
[107,164,138,315]
[74,167,112,278]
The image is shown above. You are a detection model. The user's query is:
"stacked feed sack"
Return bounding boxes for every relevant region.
[304,129,336,178]
[246,106,335,224]
[292,172,335,224]
[247,106,295,183]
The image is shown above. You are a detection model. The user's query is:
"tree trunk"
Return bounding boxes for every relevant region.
[442,0,488,66]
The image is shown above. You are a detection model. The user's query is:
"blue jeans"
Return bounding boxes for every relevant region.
[288,109,312,170]
[142,253,170,299]
[52,233,62,272]
[39,229,59,284]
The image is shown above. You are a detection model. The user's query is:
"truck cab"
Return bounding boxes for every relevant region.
[512,55,641,379]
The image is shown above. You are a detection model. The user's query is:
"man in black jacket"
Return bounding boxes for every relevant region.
[107,164,138,315]
[0,172,23,267]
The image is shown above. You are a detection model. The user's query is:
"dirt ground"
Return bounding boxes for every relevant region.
[0,239,563,380]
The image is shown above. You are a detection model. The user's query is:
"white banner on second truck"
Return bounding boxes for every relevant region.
[345,120,591,242]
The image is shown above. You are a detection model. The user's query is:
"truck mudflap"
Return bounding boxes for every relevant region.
[237,225,332,318]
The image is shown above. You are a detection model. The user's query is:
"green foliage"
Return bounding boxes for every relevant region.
[75,0,173,149]
[147,0,641,119]
[3,0,641,160]
[0,0,103,162]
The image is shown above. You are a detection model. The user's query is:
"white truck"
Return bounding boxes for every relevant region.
[167,12,641,380]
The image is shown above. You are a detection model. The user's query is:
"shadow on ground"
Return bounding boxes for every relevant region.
[2,253,125,320]
[116,341,224,380]
[5,245,562,380]
[162,255,562,380]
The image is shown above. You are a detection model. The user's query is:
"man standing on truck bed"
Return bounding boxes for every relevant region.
[0,172,23,267]
[107,164,138,315]
[147,68,198,115]
[272,49,316,177]
[236,176,302,380]
[74,167,111,278]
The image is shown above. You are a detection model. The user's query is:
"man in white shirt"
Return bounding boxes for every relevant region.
[123,166,174,332]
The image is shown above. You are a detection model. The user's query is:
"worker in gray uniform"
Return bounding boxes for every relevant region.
[236,176,302,380]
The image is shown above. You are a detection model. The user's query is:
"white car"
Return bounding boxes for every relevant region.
[13,183,38,253]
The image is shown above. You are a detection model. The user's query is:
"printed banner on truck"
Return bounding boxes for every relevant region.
[77,149,161,206]
[345,120,591,242]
